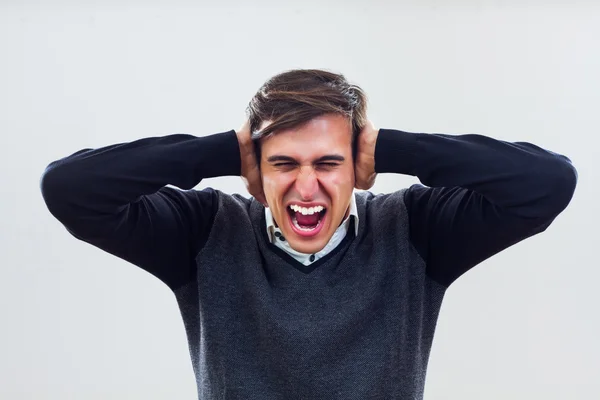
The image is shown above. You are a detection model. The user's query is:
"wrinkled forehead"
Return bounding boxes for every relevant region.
[261,129,352,163]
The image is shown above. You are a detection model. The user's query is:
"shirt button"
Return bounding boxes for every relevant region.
[309,254,315,262]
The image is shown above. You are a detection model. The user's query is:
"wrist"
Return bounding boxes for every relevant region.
[236,121,254,153]
[359,122,379,158]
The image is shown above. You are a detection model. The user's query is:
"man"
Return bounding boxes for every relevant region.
[40,69,577,399]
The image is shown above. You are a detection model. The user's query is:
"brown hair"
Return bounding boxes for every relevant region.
[246,69,368,161]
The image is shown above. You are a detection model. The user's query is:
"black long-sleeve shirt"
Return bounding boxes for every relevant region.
[40,128,577,399]
[41,128,577,288]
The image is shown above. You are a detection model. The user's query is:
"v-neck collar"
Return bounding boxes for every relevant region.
[258,210,356,274]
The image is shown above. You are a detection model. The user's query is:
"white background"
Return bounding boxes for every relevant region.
[1,0,598,398]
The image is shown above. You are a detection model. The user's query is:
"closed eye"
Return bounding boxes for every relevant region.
[317,163,341,170]
[273,162,339,168]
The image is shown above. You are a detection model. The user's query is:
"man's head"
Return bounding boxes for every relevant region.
[246,69,368,254]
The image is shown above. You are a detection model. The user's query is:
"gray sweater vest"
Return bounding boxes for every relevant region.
[174,189,446,400]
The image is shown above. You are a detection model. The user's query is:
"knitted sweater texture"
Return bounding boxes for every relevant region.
[40,128,578,399]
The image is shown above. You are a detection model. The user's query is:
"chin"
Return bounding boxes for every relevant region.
[288,240,327,255]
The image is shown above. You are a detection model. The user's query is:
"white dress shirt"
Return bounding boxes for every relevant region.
[265,192,360,266]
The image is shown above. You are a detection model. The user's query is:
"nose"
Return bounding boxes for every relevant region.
[294,167,319,200]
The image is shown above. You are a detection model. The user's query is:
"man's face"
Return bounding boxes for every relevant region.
[259,113,355,255]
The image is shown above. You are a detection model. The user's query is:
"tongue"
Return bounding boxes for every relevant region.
[295,211,320,227]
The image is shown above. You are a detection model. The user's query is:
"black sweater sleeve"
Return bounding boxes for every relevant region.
[375,129,578,287]
[40,130,241,290]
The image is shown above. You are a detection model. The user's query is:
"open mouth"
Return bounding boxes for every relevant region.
[286,205,327,237]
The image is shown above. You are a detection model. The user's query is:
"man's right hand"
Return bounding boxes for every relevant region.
[236,120,268,206]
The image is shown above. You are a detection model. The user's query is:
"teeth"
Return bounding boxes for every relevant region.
[289,205,325,215]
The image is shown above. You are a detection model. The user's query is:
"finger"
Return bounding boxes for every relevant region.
[249,184,267,205]
[254,191,267,207]
[259,195,268,207]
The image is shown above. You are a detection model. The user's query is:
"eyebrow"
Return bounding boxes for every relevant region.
[266,155,346,163]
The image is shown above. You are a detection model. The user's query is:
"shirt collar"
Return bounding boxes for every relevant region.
[265,191,360,244]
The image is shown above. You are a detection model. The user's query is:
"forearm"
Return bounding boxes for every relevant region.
[375,129,578,220]
[40,130,240,220]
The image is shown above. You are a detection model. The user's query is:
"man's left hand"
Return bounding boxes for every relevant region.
[354,120,378,190]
